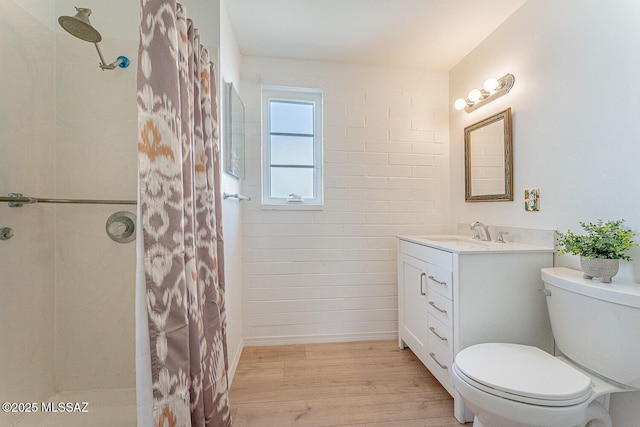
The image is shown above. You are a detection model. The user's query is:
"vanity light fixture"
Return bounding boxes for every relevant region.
[454,74,515,113]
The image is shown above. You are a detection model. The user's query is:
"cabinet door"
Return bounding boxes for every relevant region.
[398,253,429,361]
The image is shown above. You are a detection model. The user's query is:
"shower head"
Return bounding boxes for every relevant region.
[58,7,102,43]
[57,7,129,71]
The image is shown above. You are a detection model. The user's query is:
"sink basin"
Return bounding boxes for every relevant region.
[422,236,489,245]
[417,235,491,248]
[400,234,554,254]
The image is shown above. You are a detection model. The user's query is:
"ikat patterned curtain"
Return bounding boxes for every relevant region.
[136,1,232,426]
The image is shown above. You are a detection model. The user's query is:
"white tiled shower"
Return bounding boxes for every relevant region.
[1,2,137,425]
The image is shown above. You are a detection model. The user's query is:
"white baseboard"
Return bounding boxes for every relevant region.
[227,338,244,386]
[243,331,397,347]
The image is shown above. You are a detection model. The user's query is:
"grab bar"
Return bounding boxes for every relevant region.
[223,192,251,201]
[3,191,252,206]
[1,193,136,207]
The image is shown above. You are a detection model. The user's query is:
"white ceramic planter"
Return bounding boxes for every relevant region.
[580,256,619,283]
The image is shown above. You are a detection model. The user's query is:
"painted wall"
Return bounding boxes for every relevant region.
[241,57,450,344]
[219,0,245,383]
[0,1,56,424]
[449,1,640,424]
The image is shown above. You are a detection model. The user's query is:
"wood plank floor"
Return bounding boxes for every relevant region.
[229,340,471,427]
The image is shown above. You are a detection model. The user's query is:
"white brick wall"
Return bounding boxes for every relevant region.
[241,56,450,344]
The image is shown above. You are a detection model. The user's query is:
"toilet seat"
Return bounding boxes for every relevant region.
[454,343,593,407]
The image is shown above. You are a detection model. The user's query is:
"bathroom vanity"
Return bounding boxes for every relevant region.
[397,235,554,422]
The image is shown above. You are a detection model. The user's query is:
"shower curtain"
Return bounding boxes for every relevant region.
[136,1,232,426]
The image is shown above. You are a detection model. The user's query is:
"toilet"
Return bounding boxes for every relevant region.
[451,267,640,427]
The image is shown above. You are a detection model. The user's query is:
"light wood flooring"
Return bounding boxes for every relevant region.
[229,340,470,426]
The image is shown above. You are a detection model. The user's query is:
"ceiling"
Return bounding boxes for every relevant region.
[225,0,528,71]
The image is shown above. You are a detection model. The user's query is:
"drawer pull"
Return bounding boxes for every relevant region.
[429,352,448,370]
[428,275,447,286]
[420,272,426,296]
[429,326,448,342]
[429,301,447,314]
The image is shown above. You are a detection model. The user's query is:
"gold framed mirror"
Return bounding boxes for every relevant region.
[464,108,513,202]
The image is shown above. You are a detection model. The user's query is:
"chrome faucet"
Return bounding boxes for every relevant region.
[470,221,492,241]
[495,231,509,243]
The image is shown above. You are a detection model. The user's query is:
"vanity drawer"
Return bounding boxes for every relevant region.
[426,341,454,396]
[399,240,453,269]
[428,313,453,357]
[427,291,453,329]
[427,264,453,299]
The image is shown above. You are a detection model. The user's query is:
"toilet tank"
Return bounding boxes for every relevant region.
[541,267,640,389]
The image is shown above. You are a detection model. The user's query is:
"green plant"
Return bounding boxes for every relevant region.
[556,219,637,261]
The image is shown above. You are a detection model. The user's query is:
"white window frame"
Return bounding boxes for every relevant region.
[261,86,323,208]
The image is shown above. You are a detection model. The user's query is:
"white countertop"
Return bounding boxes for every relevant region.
[399,234,554,254]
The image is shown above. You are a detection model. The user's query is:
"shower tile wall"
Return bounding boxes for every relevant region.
[54,36,138,391]
[1,6,138,424]
[1,2,56,425]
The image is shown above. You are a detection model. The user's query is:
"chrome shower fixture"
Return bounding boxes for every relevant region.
[58,7,130,71]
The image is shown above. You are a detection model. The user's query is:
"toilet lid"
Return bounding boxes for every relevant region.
[455,343,593,405]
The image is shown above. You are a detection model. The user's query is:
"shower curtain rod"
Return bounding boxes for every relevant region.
[1,193,136,207]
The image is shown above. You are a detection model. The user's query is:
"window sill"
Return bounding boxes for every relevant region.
[261,203,324,211]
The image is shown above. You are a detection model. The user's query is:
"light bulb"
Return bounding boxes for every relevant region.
[483,77,499,92]
[468,89,482,102]
[454,98,467,110]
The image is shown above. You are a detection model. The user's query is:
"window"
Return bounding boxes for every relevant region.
[262,87,323,207]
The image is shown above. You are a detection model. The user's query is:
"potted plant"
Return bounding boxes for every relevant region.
[556,219,637,283]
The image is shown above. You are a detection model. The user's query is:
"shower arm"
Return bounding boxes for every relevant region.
[94,43,128,70]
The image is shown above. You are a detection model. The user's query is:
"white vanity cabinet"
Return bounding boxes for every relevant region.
[398,250,429,359]
[397,236,554,423]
